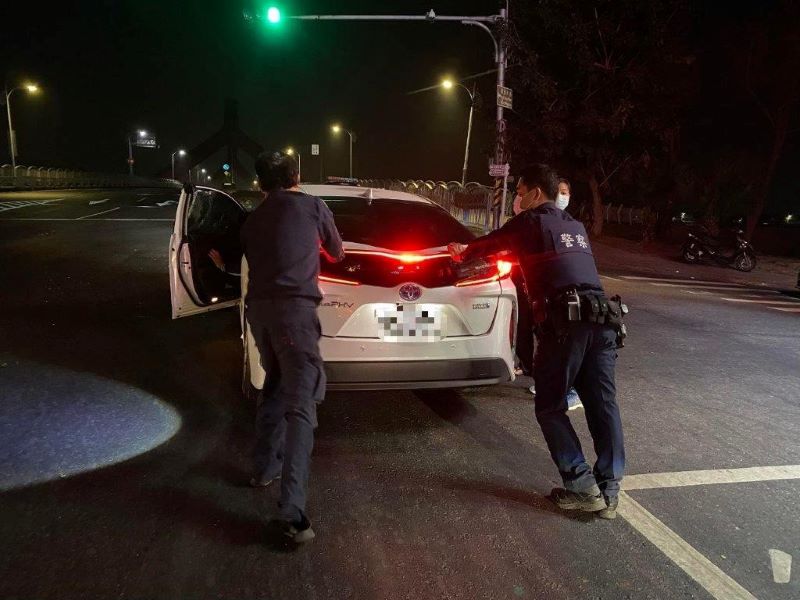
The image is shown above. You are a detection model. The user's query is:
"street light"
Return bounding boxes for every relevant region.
[441,78,477,186]
[285,146,302,181]
[331,124,355,178]
[127,129,150,176]
[171,149,187,180]
[4,81,41,169]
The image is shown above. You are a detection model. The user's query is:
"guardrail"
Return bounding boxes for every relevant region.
[358,178,498,231]
[0,164,180,190]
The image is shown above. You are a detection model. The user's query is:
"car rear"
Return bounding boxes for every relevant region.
[312,189,517,390]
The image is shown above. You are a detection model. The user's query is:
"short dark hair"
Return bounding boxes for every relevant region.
[254,151,299,191]
[558,178,571,192]
[518,163,559,201]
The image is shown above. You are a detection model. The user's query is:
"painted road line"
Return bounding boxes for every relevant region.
[770,306,800,313]
[624,465,800,490]
[77,207,121,220]
[601,275,624,282]
[620,275,729,285]
[88,199,109,205]
[0,218,174,222]
[618,492,758,600]
[0,199,63,212]
[650,282,780,294]
[684,290,712,295]
[769,549,792,584]
[722,298,800,305]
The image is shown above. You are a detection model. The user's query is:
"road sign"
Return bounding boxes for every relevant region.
[489,163,510,178]
[497,85,513,110]
[311,144,320,156]
[134,135,157,149]
[222,163,231,171]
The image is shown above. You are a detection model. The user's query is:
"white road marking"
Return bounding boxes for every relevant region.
[722,298,800,305]
[685,290,712,295]
[76,207,121,220]
[769,549,792,584]
[601,275,624,282]
[770,306,800,313]
[88,199,109,205]
[619,492,758,600]
[624,465,800,490]
[620,275,728,285]
[0,199,62,212]
[649,282,779,294]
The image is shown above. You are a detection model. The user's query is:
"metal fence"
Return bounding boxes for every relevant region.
[0,164,179,190]
[358,178,498,231]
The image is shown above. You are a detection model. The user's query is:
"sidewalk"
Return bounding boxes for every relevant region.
[593,236,800,290]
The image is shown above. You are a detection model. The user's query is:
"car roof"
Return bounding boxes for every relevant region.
[299,184,434,205]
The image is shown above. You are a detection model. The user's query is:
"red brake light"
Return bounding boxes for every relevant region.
[455,259,514,287]
[345,249,450,263]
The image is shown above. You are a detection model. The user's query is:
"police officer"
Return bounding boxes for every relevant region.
[448,163,625,519]
[242,151,344,542]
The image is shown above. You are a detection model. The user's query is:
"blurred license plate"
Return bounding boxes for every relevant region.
[376,304,443,342]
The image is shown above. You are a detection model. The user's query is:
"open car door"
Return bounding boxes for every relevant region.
[169,184,246,319]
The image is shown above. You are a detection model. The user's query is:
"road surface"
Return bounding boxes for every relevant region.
[1,189,798,599]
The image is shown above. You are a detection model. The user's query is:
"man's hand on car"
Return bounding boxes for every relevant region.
[448,242,468,262]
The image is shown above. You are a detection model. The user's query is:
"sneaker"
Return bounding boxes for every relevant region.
[278,515,315,544]
[566,389,583,411]
[549,487,607,512]
[596,495,619,520]
[529,384,536,395]
[249,474,281,488]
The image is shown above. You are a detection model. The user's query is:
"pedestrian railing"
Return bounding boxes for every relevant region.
[359,178,497,232]
[0,164,179,190]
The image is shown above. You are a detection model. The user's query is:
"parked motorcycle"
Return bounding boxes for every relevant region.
[681,229,757,272]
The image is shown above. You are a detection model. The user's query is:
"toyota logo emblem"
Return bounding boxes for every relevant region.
[399,283,422,302]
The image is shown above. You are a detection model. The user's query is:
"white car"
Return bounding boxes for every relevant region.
[169,183,518,392]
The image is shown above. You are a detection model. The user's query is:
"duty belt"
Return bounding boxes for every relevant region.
[540,288,630,348]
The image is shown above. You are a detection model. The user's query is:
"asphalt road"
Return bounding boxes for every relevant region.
[1,189,798,600]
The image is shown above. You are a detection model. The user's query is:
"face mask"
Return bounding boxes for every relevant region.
[519,189,539,212]
[512,194,523,215]
[556,194,570,210]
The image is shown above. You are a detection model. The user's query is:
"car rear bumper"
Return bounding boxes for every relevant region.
[324,358,511,391]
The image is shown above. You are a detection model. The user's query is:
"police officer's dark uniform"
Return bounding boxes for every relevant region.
[241,171,344,539]
[455,178,626,516]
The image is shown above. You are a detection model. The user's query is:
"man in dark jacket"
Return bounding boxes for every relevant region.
[242,151,344,542]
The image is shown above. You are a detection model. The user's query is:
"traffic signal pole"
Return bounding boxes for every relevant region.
[284,8,510,229]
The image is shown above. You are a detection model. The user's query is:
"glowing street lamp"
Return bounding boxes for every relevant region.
[4,81,41,169]
[441,77,477,186]
[285,146,302,181]
[331,124,355,178]
[171,149,187,180]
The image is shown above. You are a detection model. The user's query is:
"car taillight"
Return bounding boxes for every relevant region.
[455,259,513,287]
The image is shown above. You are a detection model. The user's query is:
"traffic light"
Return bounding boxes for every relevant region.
[266,6,281,24]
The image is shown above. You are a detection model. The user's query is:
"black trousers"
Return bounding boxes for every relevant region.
[533,322,625,497]
[246,298,326,522]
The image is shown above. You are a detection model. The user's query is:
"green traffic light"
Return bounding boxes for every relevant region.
[267,6,281,23]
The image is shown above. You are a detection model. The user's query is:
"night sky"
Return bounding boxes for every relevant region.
[2,1,504,182]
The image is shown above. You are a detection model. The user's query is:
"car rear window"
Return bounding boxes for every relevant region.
[322,197,474,250]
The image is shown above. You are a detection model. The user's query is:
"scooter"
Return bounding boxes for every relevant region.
[681,229,757,272]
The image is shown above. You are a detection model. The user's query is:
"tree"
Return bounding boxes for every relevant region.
[508,0,695,236]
